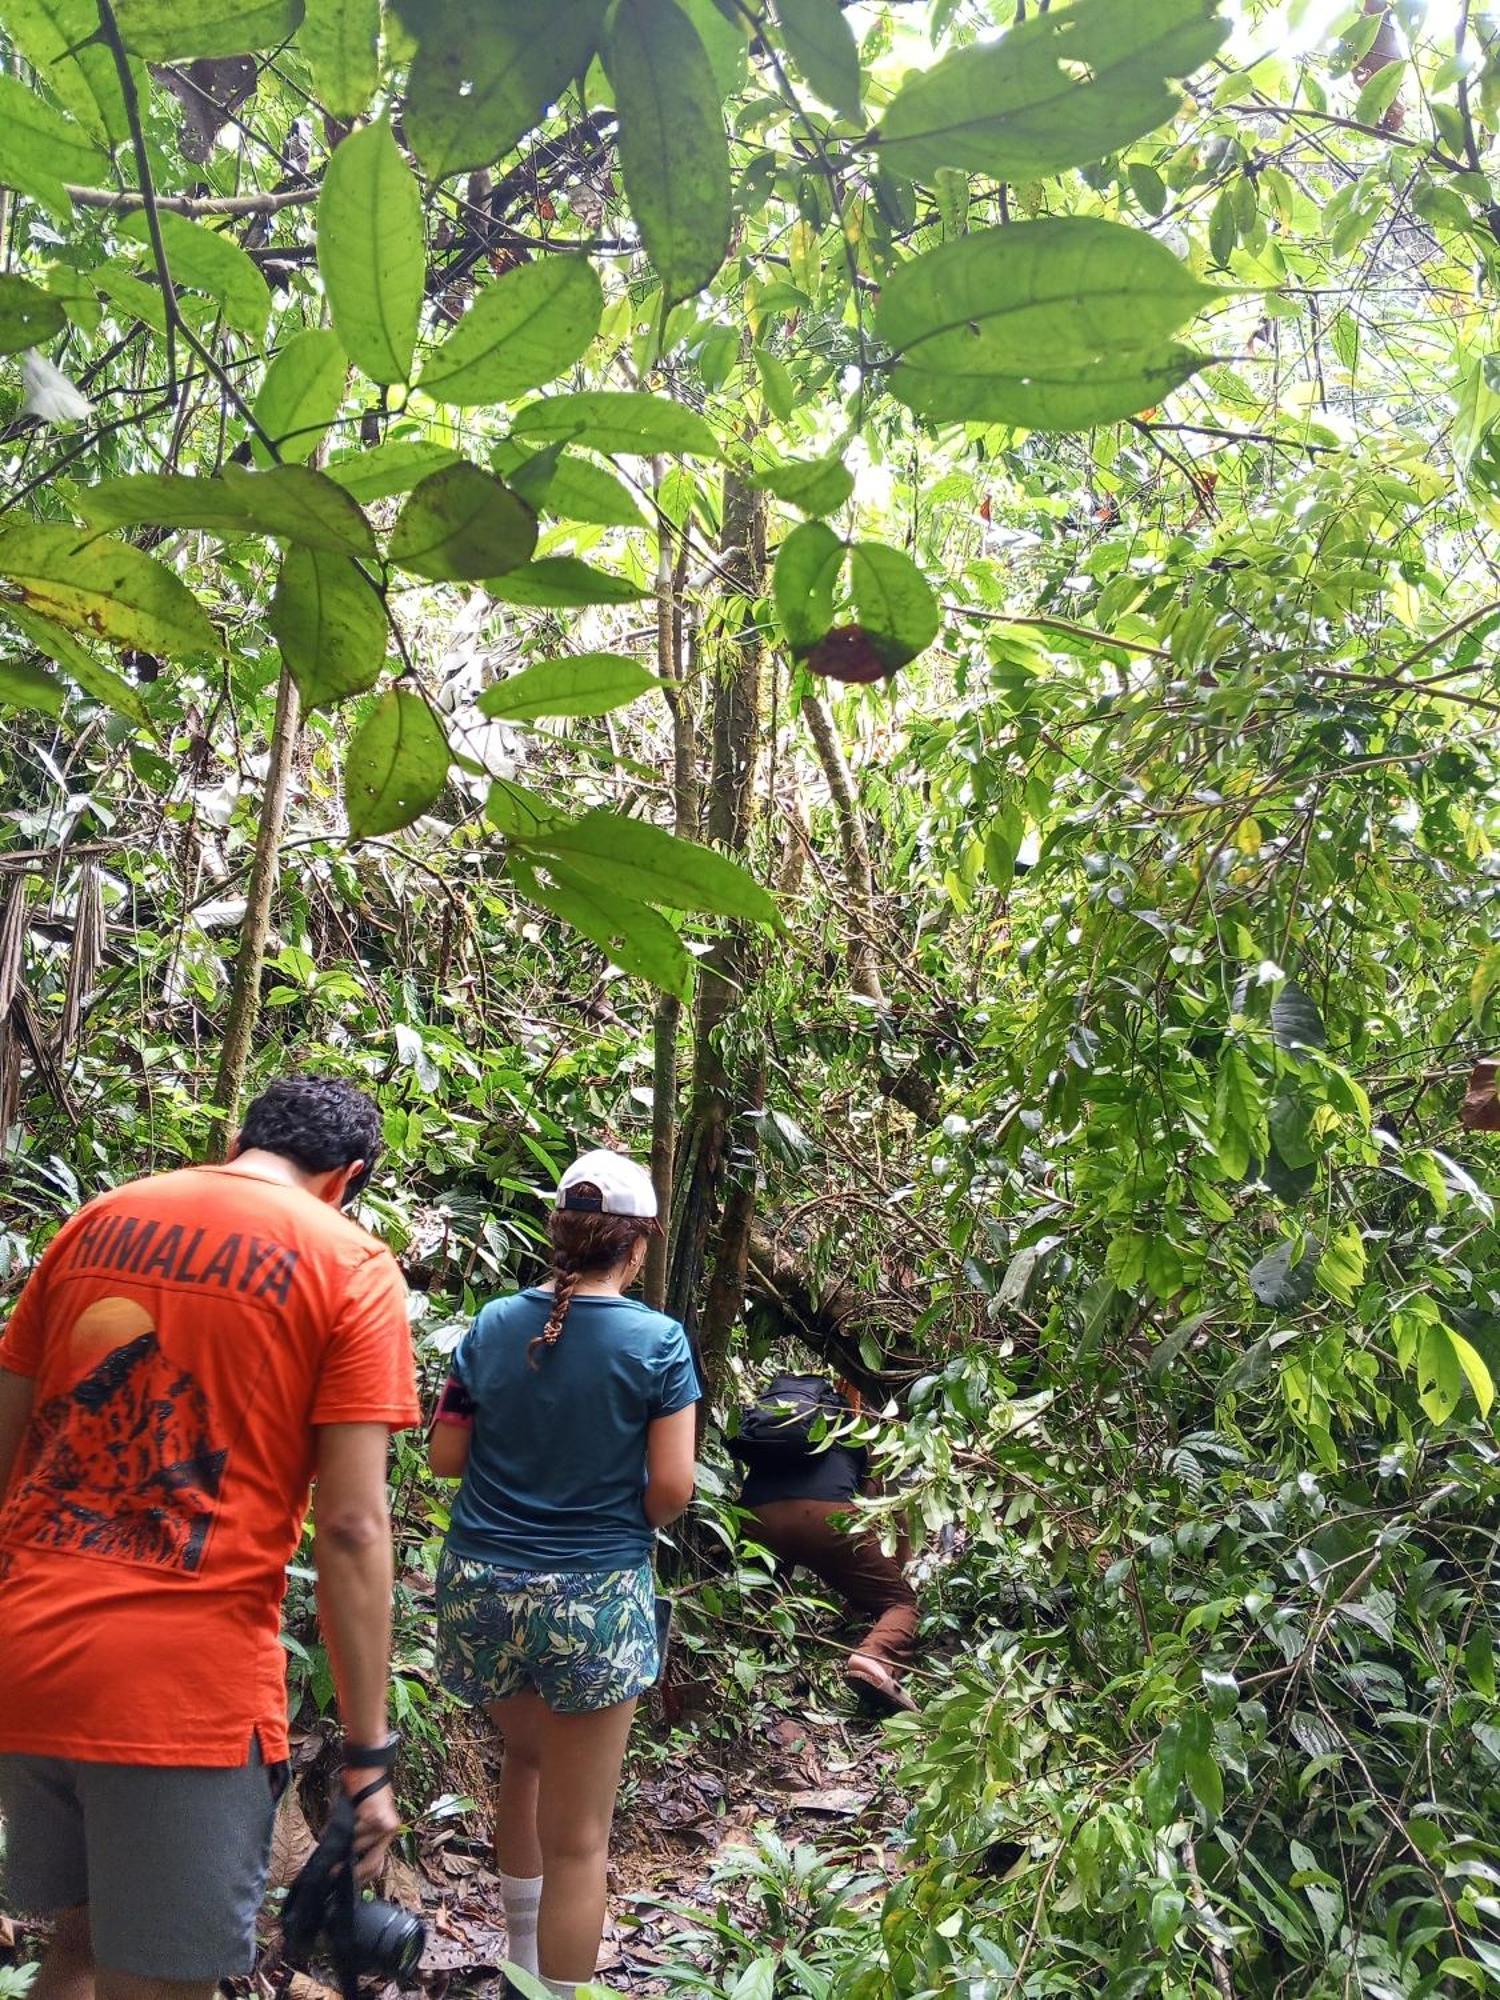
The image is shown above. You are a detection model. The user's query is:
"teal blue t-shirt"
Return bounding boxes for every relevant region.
[445,1288,700,1572]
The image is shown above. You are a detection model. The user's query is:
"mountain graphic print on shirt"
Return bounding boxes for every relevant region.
[1,1300,227,1574]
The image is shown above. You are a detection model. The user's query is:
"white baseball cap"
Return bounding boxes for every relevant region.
[555,1148,658,1218]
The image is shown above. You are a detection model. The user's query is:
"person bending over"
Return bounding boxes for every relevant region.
[429,1149,699,2000]
[0,1074,420,2000]
[732,1371,920,1715]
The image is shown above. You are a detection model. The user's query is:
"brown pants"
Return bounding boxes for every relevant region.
[750,1498,919,1672]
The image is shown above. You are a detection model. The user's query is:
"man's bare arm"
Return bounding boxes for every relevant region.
[313,1422,400,1878]
[0,1368,36,1500]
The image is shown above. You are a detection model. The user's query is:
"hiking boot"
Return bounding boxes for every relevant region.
[844,1652,918,1715]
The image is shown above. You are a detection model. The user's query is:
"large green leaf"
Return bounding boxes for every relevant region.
[751,453,855,518]
[0,276,67,355]
[774,520,845,656]
[1271,980,1327,1053]
[876,0,1227,182]
[113,0,302,56]
[388,463,537,581]
[324,440,461,504]
[486,558,648,607]
[538,808,778,924]
[117,211,271,338]
[0,656,64,716]
[512,391,720,457]
[344,688,450,835]
[0,76,107,209]
[485,776,569,839]
[5,604,153,726]
[3,0,132,146]
[0,523,216,657]
[80,473,255,534]
[679,0,748,96]
[299,0,380,118]
[418,259,603,407]
[605,0,732,307]
[521,857,697,1001]
[251,329,348,467]
[775,0,862,120]
[399,0,607,178]
[269,547,387,709]
[494,443,648,528]
[221,463,377,556]
[850,542,939,669]
[478,652,660,722]
[316,121,424,385]
[876,217,1214,430]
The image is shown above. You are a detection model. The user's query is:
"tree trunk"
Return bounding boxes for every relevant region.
[209,666,300,1151]
[666,472,767,1392]
[801,690,884,1004]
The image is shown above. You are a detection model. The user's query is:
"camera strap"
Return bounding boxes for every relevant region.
[283,1774,393,2000]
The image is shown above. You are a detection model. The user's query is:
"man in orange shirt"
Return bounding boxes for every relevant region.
[0,1074,421,2000]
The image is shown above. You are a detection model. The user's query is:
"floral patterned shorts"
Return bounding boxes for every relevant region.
[435,1551,660,1714]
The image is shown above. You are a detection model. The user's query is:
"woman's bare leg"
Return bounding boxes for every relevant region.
[534,1697,637,1984]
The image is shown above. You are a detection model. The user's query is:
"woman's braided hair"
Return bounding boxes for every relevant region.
[528,1185,656,1367]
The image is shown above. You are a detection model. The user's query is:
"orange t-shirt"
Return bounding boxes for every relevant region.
[0,1164,420,1766]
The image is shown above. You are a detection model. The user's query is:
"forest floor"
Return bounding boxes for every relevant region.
[403,1669,908,1995]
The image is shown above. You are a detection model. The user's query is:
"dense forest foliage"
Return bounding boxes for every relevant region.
[5,0,1500,1992]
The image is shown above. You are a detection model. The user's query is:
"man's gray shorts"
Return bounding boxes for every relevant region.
[0,1743,282,1980]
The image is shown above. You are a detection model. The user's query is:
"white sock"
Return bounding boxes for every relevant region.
[500,1871,543,1976]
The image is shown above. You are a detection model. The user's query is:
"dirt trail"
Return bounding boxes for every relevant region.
[408,1691,906,1994]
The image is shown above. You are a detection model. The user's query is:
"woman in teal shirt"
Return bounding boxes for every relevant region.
[429,1150,699,2000]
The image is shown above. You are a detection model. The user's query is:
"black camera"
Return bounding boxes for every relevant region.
[283,1795,426,1992]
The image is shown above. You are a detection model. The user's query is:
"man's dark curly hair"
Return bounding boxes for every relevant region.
[237,1075,382,1202]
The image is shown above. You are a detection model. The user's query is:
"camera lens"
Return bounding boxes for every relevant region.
[348,1898,427,1985]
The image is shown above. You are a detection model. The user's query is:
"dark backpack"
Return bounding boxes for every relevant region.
[730,1372,846,1460]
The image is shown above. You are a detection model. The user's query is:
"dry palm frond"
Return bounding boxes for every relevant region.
[60,861,103,1054]
[0,879,26,1021]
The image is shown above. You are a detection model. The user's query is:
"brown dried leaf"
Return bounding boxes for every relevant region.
[1461,1060,1500,1132]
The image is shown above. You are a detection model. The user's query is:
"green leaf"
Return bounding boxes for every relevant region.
[1418,1322,1464,1425]
[512,391,720,457]
[419,258,603,406]
[605,0,732,308]
[221,463,377,557]
[876,217,1214,432]
[484,776,569,839]
[269,547,387,709]
[1208,185,1237,267]
[92,264,170,336]
[299,0,380,119]
[344,688,450,836]
[875,0,1226,182]
[113,0,301,56]
[850,542,940,669]
[0,275,67,355]
[750,453,855,517]
[0,655,64,716]
[388,462,537,581]
[522,857,696,1001]
[537,807,778,925]
[324,439,461,504]
[493,443,648,527]
[1268,1090,1316,1170]
[774,0,862,119]
[79,473,254,535]
[117,211,271,338]
[3,0,132,146]
[1355,58,1405,128]
[1248,1236,1321,1310]
[678,0,748,96]
[0,75,107,194]
[774,520,845,656]
[399,0,607,178]
[478,652,660,722]
[1467,1624,1496,1700]
[251,329,348,467]
[1128,161,1167,216]
[486,557,648,606]
[1450,1326,1496,1419]
[317,121,424,385]
[6,603,153,726]
[754,347,796,422]
[0,522,216,657]
[1271,979,1327,1052]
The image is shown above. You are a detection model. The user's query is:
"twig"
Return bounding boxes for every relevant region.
[64,183,315,217]
[94,0,178,402]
